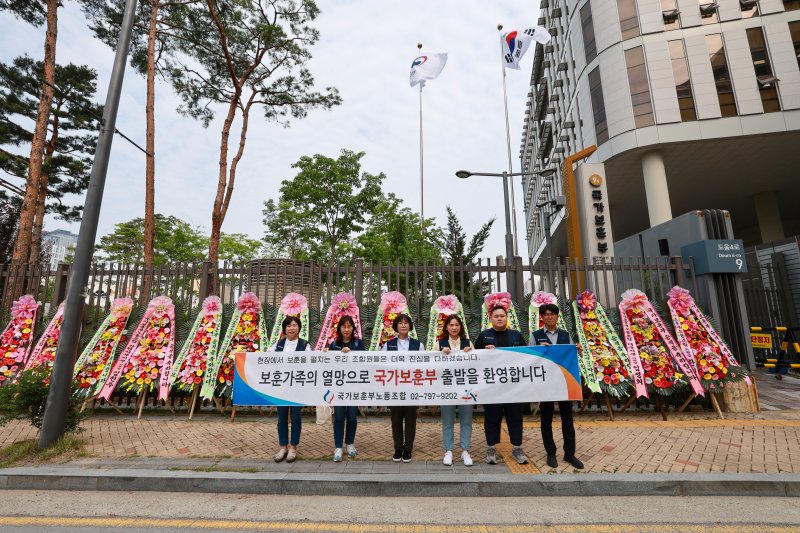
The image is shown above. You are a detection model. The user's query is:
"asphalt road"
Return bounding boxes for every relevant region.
[0,491,797,532]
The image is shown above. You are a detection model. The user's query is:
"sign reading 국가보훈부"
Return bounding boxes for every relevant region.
[232,345,581,406]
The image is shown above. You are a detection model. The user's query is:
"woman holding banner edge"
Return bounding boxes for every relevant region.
[270,315,309,463]
[326,315,365,462]
[438,314,474,466]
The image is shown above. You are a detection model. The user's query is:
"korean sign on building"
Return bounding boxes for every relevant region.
[680,239,748,275]
[233,346,581,406]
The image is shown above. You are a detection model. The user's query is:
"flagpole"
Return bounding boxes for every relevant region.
[498,24,519,257]
[418,42,424,221]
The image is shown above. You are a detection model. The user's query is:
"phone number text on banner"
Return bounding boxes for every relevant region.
[233,345,582,406]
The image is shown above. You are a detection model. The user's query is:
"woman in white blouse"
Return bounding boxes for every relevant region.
[270,316,309,463]
[438,314,474,466]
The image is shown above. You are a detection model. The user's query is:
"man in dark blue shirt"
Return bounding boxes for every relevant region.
[474,305,528,465]
[530,303,584,470]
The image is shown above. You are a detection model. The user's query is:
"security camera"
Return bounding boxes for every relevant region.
[554,195,566,209]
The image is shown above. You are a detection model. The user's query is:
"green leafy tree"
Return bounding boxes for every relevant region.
[3,0,59,265]
[96,214,207,264]
[0,194,20,263]
[0,56,102,261]
[261,198,324,260]
[219,232,261,262]
[279,149,383,262]
[356,193,442,262]
[165,0,341,264]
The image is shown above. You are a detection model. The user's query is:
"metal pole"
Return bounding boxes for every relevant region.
[501,171,516,300]
[39,0,139,449]
[417,42,424,221]
[498,24,519,257]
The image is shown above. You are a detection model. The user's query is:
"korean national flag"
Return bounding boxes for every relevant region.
[503,26,551,70]
[410,52,448,88]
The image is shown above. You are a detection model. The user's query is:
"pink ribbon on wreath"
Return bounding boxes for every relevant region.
[643,303,704,396]
[434,295,458,315]
[577,290,596,311]
[484,291,512,311]
[531,291,556,308]
[280,292,308,316]
[380,291,407,314]
[237,292,261,314]
[24,302,65,370]
[618,301,649,399]
[667,285,694,314]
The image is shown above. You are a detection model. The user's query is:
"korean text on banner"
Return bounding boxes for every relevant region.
[233,345,581,406]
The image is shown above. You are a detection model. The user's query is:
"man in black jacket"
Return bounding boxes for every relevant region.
[474,305,528,465]
[531,303,584,470]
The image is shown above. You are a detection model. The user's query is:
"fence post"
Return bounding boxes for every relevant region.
[672,255,687,288]
[354,258,364,304]
[513,256,525,304]
[51,262,70,308]
[198,261,213,299]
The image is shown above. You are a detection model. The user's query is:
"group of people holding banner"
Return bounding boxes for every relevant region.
[268,300,584,471]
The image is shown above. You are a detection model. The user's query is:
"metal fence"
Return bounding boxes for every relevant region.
[1,255,697,336]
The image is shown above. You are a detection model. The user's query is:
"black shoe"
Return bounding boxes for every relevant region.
[392,449,403,462]
[402,450,412,463]
[546,455,558,468]
[564,455,584,470]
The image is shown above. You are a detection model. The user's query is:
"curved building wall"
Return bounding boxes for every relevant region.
[522,0,800,261]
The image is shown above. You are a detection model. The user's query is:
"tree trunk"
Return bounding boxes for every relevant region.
[208,97,239,267]
[11,0,58,266]
[142,0,159,297]
[29,105,60,264]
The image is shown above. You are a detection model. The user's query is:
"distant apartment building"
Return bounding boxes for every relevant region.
[42,229,78,268]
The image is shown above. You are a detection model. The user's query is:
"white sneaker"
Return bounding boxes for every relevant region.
[443,450,453,466]
[333,448,343,462]
[347,444,357,457]
[462,450,473,466]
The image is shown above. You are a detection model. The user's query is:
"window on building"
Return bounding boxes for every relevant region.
[784,1,800,12]
[588,67,609,144]
[746,27,781,112]
[740,0,759,18]
[668,39,697,121]
[581,2,597,63]
[699,1,719,24]
[791,21,800,70]
[617,0,641,39]
[624,46,655,127]
[661,0,681,30]
[706,34,738,117]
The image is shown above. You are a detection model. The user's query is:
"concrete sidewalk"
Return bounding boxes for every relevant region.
[1,408,799,496]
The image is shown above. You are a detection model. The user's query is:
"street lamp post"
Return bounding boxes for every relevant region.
[456,167,555,300]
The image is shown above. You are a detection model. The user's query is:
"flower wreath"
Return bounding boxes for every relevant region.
[572,290,630,398]
[23,302,66,377]
[74,298,133,396]
[169,296,223,393]
[202,292,268,400]
[368,291,416,351]
[667,286,749,392]
[425,295,469,350]
[480,292,520,332]
[619,289,701,398]
[269,292,310,346]
[315,292,362,350]
[0,295,39,384]
[528,291,567,333]
[98,296,176,401]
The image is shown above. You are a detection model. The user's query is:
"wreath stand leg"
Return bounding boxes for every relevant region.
[532,402,540,417]
[110,398,124,416]
[212,395,225,415]
[710,393,725,420]
[167,399,175,415]
[603,393,615,421]
[654,396,668,421]
[137,390,147,419]
[188,388,200,420]
[230,405,237,423]
[678,393,697,413]
[80,397,90,414]
[580,393,594,413]
[619,395,637,413]
[258,407,265,416]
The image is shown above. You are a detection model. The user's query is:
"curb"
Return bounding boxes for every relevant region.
[1,467,799,497]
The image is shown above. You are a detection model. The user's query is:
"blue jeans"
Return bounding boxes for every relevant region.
[333,406,358,448]
[277,406,302,446]
[441,404,473,451]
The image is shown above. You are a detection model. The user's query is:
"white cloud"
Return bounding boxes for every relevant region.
[0,0,540,259]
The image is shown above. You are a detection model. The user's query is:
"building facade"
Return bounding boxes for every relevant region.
[521,0,800,263]
[42,229,78,268]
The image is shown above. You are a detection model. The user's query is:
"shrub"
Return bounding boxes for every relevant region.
[0,369,85,433]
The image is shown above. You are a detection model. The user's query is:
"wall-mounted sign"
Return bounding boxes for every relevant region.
[680,239,748,275]
[575,164,613,256]
[750,333,773,349]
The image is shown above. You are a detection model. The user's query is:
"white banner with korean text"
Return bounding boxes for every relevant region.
[233,345,581,406]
